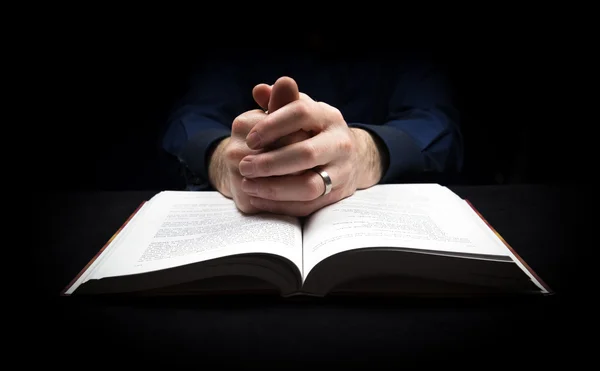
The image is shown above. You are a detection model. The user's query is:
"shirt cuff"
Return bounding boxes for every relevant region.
[348,123,425,183]
[179,128,231,185]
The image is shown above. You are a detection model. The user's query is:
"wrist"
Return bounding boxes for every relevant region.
[208,137,232,197]
[351,128,387,189]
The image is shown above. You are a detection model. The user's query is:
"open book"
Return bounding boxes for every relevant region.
[62,184,552,298]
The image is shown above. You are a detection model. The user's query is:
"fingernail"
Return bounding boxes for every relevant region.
[241,178,258,195]
[239,158,254,176]
[246,132,261,149]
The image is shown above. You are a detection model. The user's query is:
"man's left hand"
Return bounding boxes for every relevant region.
[239,88,386,216]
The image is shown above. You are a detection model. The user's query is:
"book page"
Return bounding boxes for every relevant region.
[302,184,513,278]
[87,191,303,280]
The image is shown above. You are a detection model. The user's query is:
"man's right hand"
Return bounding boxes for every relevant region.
[208,109,267,213]
[208,76,309,213]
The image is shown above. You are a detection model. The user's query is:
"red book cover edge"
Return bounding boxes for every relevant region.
[60,201,147,296]
[465,199,553,294]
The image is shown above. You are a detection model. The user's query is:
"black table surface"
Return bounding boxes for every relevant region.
[28,184,592,367]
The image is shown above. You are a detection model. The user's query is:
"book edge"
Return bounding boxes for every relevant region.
[465,199,554,295]
[60,201,148,296]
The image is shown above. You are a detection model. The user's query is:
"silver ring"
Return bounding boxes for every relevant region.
[313,168,332,196]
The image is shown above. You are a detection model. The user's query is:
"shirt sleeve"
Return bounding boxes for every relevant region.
[161,58,254,189]
[348,57,464,184]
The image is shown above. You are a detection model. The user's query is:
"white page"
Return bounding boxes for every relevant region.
[302,184,511,277]
[87,191,302,280]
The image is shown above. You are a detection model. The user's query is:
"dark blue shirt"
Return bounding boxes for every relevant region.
[162,50,464,190]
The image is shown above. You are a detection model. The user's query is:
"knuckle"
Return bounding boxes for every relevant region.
[338,135,354,155]
[224,145,246,164]
[317,101,329,110]
[231,115,249,136]
[300,142,318,163]
[325,104,344,121]
[224,148,237,164]
[293,100,310,117]
[232,112,261,136]
[332,107,344,121]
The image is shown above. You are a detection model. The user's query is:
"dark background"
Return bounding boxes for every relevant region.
[26,14,595,367]
[37,17,588,191]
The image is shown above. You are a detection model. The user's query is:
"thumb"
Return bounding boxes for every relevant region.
[268,76,300,113]
[252,83,271,111]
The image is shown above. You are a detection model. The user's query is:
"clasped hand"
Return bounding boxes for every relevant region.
[210,77,383,217]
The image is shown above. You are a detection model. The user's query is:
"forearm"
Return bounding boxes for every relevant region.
[349,107,462,183]
[162,117,231,189]
[207,137,232,197]
[347,57,463,183]
[351,127,389,189]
